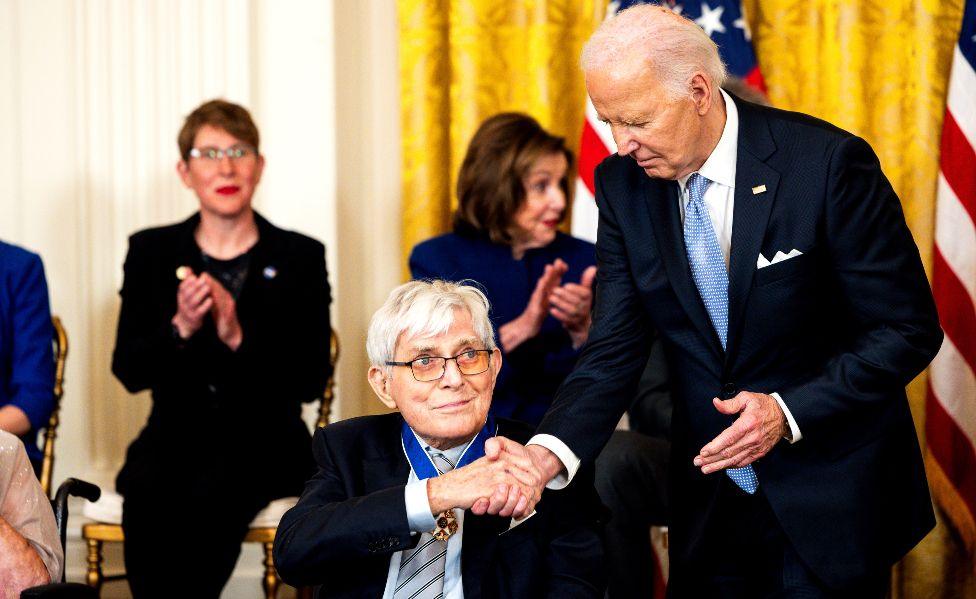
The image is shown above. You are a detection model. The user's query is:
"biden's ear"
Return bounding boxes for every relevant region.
[689,72,713,116]
[368,366,397,410]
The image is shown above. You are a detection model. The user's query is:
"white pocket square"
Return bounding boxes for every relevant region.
[757,248,803,269]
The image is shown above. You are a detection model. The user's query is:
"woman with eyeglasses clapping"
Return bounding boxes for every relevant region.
[111,99,332,597]
[410,113,597,427]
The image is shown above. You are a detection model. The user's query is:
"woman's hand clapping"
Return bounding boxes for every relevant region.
[499,259,568,352]
[171,269,213,340]
[549,265,596,349]
[499,260,597,352]
[171,269,243,350]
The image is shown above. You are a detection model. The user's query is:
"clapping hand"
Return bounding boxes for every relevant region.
[172,269,213,339]
[549,265,596,348]
[499,259,568,352]
[171,269,243,350]
[201,273,243,350]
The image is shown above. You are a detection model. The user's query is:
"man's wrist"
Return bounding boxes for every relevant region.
[527,434,580,489]
[426,477,450,515]
[527,444,563,482]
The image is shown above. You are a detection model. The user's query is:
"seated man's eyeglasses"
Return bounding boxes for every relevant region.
[188,144,256,161]
[386,349,492,382]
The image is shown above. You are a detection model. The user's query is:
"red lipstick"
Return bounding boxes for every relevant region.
[216,185,240,195]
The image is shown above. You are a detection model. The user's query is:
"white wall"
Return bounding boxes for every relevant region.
[333,0,403,420]
[0,0,341,492]
[0,0,404,594]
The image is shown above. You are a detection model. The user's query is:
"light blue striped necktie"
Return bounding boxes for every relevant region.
[683,172,759,495]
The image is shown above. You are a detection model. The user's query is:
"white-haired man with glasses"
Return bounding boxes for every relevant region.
[274,280,605,599]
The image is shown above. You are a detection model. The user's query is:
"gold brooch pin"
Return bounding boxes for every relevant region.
[752,184,767,195]
[175,266,191,281]
[431,509,458,541]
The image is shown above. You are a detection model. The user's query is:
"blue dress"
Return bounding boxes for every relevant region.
[410,231,596,426]
[0,241,54,464]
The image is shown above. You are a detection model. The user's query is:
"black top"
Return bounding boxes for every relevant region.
[201,249,252,299]
[113,211,332,507]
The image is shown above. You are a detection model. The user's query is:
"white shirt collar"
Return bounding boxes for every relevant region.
[414,428,474,465]
[678,87,739,190]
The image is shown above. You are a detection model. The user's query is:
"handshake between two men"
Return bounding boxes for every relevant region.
[271,280,789,599]
[272,280,608,597]
[466,389,788,521]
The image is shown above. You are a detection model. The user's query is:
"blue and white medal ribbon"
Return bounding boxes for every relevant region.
[400,414,497,479]
[400,415,497,541]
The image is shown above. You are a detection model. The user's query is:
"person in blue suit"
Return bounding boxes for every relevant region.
[0,240,54,471]
[483,6,941,598]
[410,113,597,426]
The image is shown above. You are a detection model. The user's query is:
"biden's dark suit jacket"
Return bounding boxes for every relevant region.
[537,95,942,590]
[274,414,606,598]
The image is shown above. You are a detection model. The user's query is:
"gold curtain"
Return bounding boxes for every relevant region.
[397,0,601,271]
[398,0,972,595]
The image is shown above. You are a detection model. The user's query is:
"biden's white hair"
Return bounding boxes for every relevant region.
[366,280,497,369]
[581,4,727,100]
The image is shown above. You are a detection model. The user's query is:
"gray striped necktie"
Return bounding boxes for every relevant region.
[394,451,456,599]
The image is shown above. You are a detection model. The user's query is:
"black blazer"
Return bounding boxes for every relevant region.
[113,212,331,505]
[274,414,606,598]
[537,96,942,589]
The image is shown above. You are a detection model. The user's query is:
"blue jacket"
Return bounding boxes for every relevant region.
[0,241,54,464]
[410,231,596,426]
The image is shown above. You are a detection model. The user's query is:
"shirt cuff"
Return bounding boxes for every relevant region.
[527,434,581,490]
[771,392,802,443]
[404,479,437,532]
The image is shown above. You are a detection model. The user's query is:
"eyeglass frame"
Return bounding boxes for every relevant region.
[187,144,258,162]
[385,349,494,382]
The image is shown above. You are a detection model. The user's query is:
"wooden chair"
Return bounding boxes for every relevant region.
[81,328,339,597]
[243,329,339,598]
[39,315,69,497]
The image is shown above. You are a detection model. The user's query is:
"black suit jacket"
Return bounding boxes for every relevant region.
[113,212,331,506]
[537,96,942,589]
[274,414,606,598]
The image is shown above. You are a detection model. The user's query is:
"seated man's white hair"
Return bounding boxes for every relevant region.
[367,280,496,369]
[581,4,727,99]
